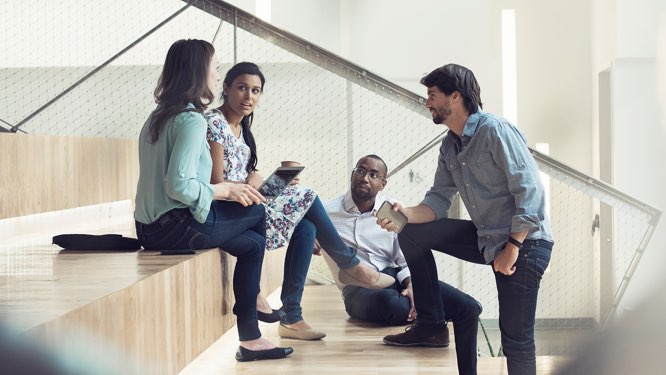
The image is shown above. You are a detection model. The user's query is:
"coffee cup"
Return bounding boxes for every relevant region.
[281,160,300,167]
[281,161,301,185]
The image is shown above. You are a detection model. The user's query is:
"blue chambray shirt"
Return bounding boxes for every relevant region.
[421,109,553,264]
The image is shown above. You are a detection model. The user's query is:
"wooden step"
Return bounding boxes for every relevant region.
[0,242,285,375]
[180,285,567,375]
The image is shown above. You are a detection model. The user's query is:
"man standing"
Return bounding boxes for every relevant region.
[378,64,553,375]
[323,154,482,375]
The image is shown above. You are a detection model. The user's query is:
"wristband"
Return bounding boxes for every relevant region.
[507,236,523,250]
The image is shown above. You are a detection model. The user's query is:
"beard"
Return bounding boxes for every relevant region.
[351,183,375,201]
[431,102,452,125]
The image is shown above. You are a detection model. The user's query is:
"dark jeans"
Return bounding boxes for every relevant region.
[398,218,552,375]
[343,267,481,375]
[135,201,266,341]
[279,197,360,324]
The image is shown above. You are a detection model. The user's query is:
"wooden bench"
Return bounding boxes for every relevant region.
[0,243,285,375]
[0,134,286,373]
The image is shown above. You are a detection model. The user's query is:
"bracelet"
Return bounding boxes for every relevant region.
[507,236,523,250]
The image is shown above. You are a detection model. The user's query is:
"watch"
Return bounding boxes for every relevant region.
[507,236,523,250]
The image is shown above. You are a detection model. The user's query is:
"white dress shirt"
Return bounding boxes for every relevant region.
[324,191,411,284]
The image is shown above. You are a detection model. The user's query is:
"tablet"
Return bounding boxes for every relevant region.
[258,166,305,201]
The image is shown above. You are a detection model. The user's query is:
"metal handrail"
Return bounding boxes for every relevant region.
[192,0,661,222]
[0,118,26,133]
[191,0,430,118]
[9,2,195,133]
[532,149,661,219]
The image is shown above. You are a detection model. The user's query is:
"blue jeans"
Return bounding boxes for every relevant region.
[343,267,481,375]
[135,201,266,341]
[279,197,360,324]
[398,218,552,375]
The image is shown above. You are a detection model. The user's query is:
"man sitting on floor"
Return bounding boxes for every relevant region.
[320,154,482,375]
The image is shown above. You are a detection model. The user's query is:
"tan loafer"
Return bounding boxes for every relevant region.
[278,323,326,340]
[338,264,395,289]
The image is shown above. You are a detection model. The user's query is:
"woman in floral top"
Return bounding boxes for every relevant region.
[206,62,394,341]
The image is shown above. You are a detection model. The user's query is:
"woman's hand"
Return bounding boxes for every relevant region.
[214,182,265,206]
[246,171,263,189]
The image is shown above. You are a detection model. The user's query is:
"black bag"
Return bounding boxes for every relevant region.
[52,234,142,251]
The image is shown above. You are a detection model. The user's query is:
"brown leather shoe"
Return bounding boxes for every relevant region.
[383,322,450,347]
[338,263,395,289]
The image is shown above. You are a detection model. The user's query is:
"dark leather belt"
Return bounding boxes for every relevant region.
[522,239,554,250]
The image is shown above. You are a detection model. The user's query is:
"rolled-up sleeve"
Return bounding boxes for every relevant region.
[421,142,458,219]
[489,124,545,233]
[165,114,214,223]
[393,235,411,283]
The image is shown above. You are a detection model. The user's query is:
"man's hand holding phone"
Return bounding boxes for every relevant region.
[376,201,408,233]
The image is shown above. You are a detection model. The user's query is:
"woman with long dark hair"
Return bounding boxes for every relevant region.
[134,40,292,361]
[206,62,394,341]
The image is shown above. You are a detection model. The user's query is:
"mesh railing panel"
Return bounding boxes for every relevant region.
[1,0,659,335]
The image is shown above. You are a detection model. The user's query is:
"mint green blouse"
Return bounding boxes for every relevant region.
[134,105,215,224]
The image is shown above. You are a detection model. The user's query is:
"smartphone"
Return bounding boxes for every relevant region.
[376,201,408,233]
[160,249,196,256]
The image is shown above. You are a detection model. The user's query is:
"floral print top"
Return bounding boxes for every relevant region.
[205,109,316,250]
[205,109,251,182]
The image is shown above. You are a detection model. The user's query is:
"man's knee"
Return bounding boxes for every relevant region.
[376,291,410,325]
[344,289,409,325]
[439,282,482,320]
[466,296,483,318]
[397,225,415,242]
[397,227,422,254]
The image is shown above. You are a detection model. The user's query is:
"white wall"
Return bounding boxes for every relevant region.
[616,0,664,58]
[605,0,666,310]
[0,0,189,67]
[272,0,342,54]
[514,1,593,173]
[250,0,594,175]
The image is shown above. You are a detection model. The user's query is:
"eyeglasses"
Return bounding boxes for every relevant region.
[352,167,385,180]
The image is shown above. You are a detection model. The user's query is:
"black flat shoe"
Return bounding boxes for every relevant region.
[257,309,284,323]
[235,346,294,362]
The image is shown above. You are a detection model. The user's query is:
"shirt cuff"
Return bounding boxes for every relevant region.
[511,213,540,233]
[396,268,411,285]
[191,183,215,223]
[420,195,449,220]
